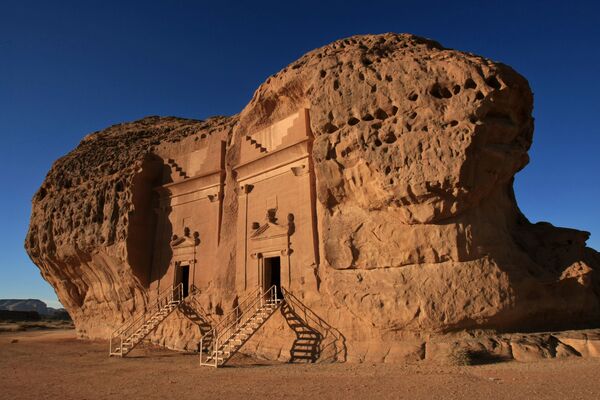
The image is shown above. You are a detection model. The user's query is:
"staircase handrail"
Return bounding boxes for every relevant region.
[197,286,261,344]
[212,285,276,346]
[281,287,344,341]
[199,285,280,365]
[111,283,183,339]
[281,287,346,361]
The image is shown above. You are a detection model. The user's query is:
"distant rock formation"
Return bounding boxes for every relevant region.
[0,299,69,320]
[25,33,600,362]
[0,299,50,314]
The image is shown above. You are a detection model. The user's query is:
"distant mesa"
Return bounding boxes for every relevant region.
[24,33,600,363]
[0,299,70,321]
[0,299,51,314]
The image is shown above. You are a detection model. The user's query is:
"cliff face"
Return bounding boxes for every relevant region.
[25,34,600,358]
[235,34,599,336]
[25,116,238,337]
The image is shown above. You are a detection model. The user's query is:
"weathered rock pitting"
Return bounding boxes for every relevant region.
[26,116,237,337]
[26,33,600,362]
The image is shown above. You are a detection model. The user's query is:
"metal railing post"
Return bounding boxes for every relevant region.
[199,337,203,364]
[215,337,219,367]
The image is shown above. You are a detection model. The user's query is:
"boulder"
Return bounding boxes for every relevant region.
[25,33,600,361]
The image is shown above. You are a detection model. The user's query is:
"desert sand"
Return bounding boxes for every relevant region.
[1,329,600,400]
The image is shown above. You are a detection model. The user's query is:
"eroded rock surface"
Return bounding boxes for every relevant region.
[25,33,600,361]
[26,116,237,337]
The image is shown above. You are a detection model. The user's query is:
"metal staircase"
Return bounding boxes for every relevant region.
[199,285,283,367]
[109,283,184,357]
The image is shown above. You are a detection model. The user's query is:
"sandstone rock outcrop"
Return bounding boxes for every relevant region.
[25,33,600,362]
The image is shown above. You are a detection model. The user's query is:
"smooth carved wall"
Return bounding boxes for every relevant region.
[150,129,227,295]
[235,109,319,294]
[150,109,316,300]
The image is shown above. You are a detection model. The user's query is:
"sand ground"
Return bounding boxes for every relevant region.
[1,329,599,400]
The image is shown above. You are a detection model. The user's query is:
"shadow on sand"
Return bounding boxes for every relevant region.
[281,288,346,363]
[177,286,215,352]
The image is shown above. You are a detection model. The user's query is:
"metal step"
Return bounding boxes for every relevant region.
[198,287,284,367]
[109,284,187,358]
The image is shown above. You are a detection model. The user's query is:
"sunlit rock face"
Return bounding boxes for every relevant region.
[26,33,600,362]
[25,116,237,338]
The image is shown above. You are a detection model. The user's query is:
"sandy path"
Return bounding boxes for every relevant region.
[1,329,599,400]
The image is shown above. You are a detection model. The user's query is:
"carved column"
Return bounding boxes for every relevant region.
[236,184,254,292]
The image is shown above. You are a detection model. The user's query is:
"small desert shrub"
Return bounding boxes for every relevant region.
[447,347,473,366]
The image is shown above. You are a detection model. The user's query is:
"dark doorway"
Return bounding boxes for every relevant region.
[179,264,190,298]
[264,256,282,298]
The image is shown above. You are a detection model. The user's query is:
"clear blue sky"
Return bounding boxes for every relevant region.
[1,1,598,308]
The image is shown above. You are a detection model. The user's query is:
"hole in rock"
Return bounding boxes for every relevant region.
[362,114,374,121]
[430,83,453,99]
[486,75,502,90]
[325,146,337,160]
[348,117,360,126]
[374,108,388,120]
[408,92,418,101]
[320,70,326,78]
[475,91,485,100]
[382,132,397,144]
[453,85,461,95]
[323,122,339,134]
[465,78,477,89]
